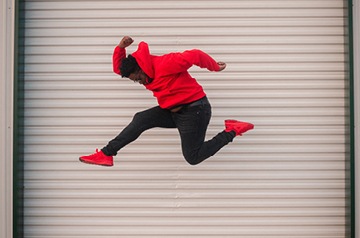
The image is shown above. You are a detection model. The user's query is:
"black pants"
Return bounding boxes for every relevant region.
[102,97,235,165]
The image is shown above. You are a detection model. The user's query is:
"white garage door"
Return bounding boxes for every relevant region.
[19,0,350,237]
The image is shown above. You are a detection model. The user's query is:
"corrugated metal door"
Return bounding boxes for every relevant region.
[20,0,350,237]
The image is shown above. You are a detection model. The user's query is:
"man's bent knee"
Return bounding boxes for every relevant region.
[183,154,204,166]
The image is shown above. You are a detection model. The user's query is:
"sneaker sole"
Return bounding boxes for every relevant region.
[79,157,113,167]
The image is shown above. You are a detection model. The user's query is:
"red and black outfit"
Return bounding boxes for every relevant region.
[101,42,236,165]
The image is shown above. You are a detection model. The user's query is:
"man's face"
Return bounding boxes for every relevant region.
[129,69,148,85]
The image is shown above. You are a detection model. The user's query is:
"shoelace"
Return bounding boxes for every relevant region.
[89,149,100,156]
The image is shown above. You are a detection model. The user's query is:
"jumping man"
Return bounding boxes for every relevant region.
[79,36,254,166]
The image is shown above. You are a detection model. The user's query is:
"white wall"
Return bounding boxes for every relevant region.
[20,1,351,237]
[0,0,14,238]
[2,0,357,237]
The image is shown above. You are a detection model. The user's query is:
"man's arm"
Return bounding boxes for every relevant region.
[112,36,134,75]
[158,49,226,76]
[182,49,226,71]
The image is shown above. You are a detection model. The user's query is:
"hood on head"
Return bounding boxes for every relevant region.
[131,41,154,79]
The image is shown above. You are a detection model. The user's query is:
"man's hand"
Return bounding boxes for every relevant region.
[217,62,226,71]
[118,36,134,48]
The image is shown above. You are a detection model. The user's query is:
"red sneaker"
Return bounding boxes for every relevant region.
[225,119,254,136]
[79,149,113,167]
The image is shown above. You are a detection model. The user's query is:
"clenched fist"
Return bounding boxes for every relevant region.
[118,36,134,48]
[217,62,226,71]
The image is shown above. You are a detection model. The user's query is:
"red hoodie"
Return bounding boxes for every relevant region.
[113,42,220,109]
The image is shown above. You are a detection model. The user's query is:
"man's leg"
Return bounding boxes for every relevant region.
[102,106,176,156]
[173,103,235,165]
[80,106,175,166]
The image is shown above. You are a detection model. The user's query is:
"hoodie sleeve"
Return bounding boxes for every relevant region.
[158,49,221,76]
[112,46,126,75]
